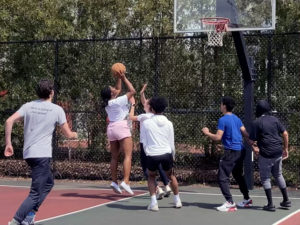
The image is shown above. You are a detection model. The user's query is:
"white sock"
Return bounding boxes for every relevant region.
[151,195,158,205]
[174,194,180,202]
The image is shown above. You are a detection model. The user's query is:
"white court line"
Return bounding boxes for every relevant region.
[179,191,300,200]
[35,192,148,223]
[1,184,300,200]
[272,209,300,225]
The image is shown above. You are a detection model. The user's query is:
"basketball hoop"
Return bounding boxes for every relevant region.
[201,17,230,47]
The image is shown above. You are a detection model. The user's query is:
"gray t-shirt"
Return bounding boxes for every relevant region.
[17,100,67,159]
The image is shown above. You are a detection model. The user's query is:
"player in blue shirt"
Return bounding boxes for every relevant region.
[202,96,253,212]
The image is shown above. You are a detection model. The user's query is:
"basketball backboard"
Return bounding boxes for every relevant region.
[174,0,276,33]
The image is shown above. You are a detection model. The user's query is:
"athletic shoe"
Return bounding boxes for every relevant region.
[237,199,253,208]
[120,181,134,195]
[8,219,20,225]
[263,204,276,212]
[21,211,35,225]
[156,186,164,200]
[164,185,172,197]
[174,198,182,208]
[110,182,122,194]
[216,201,237,212]
[280,200,291,208]
[147,203,159,212]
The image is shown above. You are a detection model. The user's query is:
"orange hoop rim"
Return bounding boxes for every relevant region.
[201,17,230,25]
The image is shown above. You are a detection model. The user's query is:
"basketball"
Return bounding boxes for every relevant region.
[111,63,126,77]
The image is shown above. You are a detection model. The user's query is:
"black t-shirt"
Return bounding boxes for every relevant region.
[250,115,286,158]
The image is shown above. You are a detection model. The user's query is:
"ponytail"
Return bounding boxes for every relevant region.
[101,86,111,108]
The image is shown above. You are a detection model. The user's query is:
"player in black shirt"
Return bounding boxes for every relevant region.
[250,100,291,211]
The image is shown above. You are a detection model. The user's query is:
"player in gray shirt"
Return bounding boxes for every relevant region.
[5,79,77,225]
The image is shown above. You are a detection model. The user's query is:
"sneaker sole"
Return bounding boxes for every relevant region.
[164,191,171,197]
[217,207,237,212]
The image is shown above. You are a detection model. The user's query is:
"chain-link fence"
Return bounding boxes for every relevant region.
[1,33,300,185]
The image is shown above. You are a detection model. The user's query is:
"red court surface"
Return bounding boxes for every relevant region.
[0,186,145,224]
[274,209,300,225]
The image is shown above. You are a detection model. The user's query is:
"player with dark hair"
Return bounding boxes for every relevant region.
[202,96,253,212]
[142,96,182,211]
[5,79,77,225]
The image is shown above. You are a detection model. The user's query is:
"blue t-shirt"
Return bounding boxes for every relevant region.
[217,114,243,151]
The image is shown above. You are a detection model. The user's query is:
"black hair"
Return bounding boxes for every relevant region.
[149,96,168,113]
[36,79,54,99]
[221,96,235,112]
[256,100,271,117]
[101,86,111,108]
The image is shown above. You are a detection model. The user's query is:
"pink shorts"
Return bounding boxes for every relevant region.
[107,120,131,141]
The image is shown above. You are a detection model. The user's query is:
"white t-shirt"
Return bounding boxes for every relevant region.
[17,100,67,159]
[105,95,129,122]
[142,115,175,157]
[137,112,154,144]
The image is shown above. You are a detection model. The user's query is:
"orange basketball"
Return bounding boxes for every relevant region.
[111,63,126,77]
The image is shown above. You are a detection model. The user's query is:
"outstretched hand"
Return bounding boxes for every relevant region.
[4,144,14,157]
[140,83,147,94]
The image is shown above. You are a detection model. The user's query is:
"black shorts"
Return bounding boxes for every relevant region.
[146,153,173,172]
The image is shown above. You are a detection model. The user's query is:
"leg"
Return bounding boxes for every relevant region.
[272,157,290,206]
[258,156,275,210]
[164,169,179,195]
[13,158,53,223]
[120,137,133,184]
[140,143,149,180]
[218,151,240,203]
[110,141,120,183]
[232,151,249,200]
[158,163,169,186]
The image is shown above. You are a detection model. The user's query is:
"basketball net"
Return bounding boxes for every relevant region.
[201,17,230,47]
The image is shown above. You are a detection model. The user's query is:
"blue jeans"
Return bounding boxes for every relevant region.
[14,158,54,223]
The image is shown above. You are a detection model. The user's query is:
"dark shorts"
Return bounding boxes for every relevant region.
[146,153,173,172]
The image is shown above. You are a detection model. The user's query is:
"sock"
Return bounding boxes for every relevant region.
[151,195,157,205]
[280,188,289,202]
[174,194,180,202]
[264,189,273,206]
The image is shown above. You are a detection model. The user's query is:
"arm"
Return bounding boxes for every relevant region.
[170,124,175,159]
[240,126,254,146]
[120,74,136,100]
[282,130,289,160]
[4,112,23,157]
[129,101,138,121]
[140,83,147,106]
[60,123,78,139]
[114,77,122,97]
[202,127,224,142]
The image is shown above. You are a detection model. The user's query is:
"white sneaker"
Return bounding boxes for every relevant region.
[164,185,172,197]
[174,198,182,208]
[156,187,164,200]
[216,201,237,212]
[147,203,159,211]
[120,181,134,195]
[110,182,122,194]
[237,199,253,208]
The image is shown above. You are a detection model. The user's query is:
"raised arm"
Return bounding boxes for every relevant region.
[114,77,122,97]
[140,83,148,106]
[120,74,136,99]
[129,97,138,121]
[4,112,23,157]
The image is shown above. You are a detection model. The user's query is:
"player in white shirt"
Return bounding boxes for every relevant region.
[101,73,136,195]
[142,96,182,211]
[129,84,171,200]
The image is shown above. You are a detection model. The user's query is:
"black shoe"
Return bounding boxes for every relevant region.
[263,205,276,212]
[280,200,291,208]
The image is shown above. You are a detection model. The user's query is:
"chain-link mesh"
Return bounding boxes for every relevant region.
[1,33,300,186]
